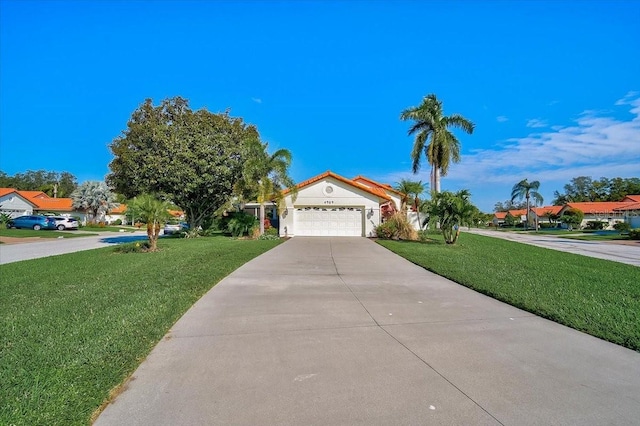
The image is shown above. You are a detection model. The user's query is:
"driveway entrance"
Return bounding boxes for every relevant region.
[95,237,640,425]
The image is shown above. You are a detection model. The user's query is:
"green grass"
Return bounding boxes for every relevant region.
[0,236,281,425]
[378,233,640,352]
[561,234,631,241]
[0,228,98,238]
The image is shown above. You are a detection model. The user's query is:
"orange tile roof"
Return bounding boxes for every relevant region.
[622,195,640,202]
[494,212,507,219]
[352,176,404,196]
[283,171,391,201]
[565,202,632,213]
[0,188,17,197]
[614,202,640,211]
[110,204,128,214]
[33,197,74,211]
[533,206,563,216]
[18,190,50,199]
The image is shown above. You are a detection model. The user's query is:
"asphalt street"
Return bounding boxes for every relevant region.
[462,228,640,267]
[0,231,148,264]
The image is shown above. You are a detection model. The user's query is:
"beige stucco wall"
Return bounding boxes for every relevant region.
[280,177,383,237]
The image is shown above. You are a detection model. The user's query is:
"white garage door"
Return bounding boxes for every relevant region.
[294,207,363,236]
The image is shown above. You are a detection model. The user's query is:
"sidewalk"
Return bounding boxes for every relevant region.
[95,237,640,425]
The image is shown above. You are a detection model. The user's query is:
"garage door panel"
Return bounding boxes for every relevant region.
[294,207,363,237]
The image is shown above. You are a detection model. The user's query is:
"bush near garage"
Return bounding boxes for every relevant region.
[375,212,417,241]
[629,229,640,240]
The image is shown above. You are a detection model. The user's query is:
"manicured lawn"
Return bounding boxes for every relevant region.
[561,234,631,241]
[0,228,98,238]
[378,233,640,352]
[0,237,282,425]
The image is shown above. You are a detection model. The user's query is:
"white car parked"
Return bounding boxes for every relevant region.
[51,216,79,231]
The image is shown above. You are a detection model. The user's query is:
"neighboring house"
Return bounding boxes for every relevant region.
[104,204,128,225]
[0,188,37,217]
[492,209,528,227]
[613,195,640,228]
[532,206,563,225]
[558,201,631,229]
[279,171,402,237]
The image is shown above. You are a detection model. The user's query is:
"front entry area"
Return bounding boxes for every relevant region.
[293,206,363,236]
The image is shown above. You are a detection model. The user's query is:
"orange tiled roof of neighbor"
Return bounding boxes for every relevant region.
[34,197,74,211]
[18,190,50,199]
[110,204,128,214]
[494,212,507,219]
[352,176,404,195]
[565,201,633,213]
[283,171,391,201]
[533,205,563,215]
[622,195,640,202]
[614,201,640,211]
[0,188,18,197]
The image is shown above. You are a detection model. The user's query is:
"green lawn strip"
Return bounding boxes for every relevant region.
[560,234,630,241]
[0,237,281,425]
[0,229,98,238]
[378,233,639,352]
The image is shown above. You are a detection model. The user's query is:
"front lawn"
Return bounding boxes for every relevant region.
[0,236,282,425]
[0,228,98,238]
[378,233,640,352]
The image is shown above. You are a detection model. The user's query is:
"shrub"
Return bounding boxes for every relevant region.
[586,221,606,230]
[258,228,280,240]
[113,241,151,253]
[227,213,258,237]
[375,212,417,240]
[613,222,631,232]
[112,219,123,226]
[629,229,640,240]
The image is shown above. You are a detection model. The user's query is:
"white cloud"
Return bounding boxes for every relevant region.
[252,97,262,104]
[526,118,548,128]
[496,116,508,123]
[377,95,640,211]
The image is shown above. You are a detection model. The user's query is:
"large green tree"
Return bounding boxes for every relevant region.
[107,97,261,230]
[425,189,476,244]
[71,181,118,223]
[400,94,474,193]
[552,176,640,204]
[0,170,77,197]
[511,179,543,230]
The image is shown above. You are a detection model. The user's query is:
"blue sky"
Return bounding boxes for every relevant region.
[1,0,639,212]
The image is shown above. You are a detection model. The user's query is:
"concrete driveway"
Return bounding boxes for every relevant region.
[95,237,640,425]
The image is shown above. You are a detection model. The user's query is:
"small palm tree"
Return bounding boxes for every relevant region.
[400,94,474,193]
[425,189,475,244]
[71,181,118,223]
[130,194,171,251]
[511,179,544,230]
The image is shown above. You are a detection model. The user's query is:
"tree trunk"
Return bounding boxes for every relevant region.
[259,203,265,235]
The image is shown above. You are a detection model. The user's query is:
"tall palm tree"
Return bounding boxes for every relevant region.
[400,94,474,193]
[254,147,297,235]
[511,179,544,230]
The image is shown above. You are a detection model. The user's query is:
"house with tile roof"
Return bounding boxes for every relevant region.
[0,187,129,224]
[279,171,403,237]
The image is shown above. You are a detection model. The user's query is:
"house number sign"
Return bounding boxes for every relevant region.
[323,200,335,204]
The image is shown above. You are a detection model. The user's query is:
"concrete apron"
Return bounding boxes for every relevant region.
[95,237,640,426]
